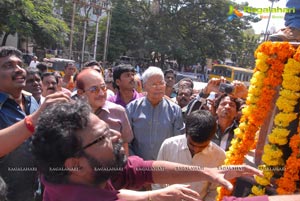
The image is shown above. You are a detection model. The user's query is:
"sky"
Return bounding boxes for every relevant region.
[233,0,287,34]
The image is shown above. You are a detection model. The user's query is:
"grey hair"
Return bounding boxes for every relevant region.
[142,66,164,84]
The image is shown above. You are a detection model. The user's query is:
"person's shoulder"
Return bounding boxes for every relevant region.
[127,96,145,108]
[210,142,226,159]
[163,96,177,105]
[211,142,225,152]
[22,90,37,103]
[162,134,185,146]
[107,94,117,102]
[0,92,9,106]
[106,89,115,96]
[105,101,125,111]
[22,90,32,96]
[163,97,182,110]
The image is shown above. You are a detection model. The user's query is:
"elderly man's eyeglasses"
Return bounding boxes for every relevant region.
[84,85,107,94]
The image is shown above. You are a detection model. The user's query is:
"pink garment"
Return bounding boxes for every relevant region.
[42,156,154,201]
[223,196,269,201]
[95,101,133,143]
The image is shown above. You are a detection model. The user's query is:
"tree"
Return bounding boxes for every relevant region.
[0,0,69,49]
[108,0,149,62]
[107,0,261,68]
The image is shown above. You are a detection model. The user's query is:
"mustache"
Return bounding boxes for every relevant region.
[47,87,56,91]
[12,72,26,80]
[180,97,189,102]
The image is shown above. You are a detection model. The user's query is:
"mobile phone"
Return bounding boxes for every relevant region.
[219,83,234,94]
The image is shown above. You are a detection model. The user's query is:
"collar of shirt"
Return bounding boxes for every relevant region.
[0,91,33,111]
[115,89,143,106]
[0,92,9,109]
[95,101,110,116]
[179,135,213,156]
[216,120,237,136]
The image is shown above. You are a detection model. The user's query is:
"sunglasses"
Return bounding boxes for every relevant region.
[84,85,107,94]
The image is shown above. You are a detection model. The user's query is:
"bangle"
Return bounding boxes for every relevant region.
[148,192,152,201]
[24,116,35,133]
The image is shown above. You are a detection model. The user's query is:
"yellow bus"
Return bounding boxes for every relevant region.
[208,64,253,86]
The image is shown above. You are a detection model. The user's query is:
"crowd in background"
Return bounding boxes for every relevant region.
[0,46,298,201]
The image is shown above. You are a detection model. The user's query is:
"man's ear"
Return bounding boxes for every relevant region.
[115,79,120,88]
[77,89,84,96]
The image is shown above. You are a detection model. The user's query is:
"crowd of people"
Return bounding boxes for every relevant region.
[0,6,300,196]
[0,45,299,201]
[1,0,299,199]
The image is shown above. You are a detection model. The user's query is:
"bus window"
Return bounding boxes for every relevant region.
[211,65,232,79]
[234,72,239,80]
[209,65,253,84]
[225,69,232,77]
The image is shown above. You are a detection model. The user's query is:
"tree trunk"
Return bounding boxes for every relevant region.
[1,32,9,46]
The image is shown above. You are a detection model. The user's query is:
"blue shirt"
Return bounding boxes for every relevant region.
[126,97,185,160]
[0,92,39,128]
[0,91,39,201]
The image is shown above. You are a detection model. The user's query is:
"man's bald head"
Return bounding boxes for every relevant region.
[76,69,104,91]
[76,69,107,111]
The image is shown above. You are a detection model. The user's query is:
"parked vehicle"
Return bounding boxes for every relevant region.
[209,64,253,86]
[45,58,77,75]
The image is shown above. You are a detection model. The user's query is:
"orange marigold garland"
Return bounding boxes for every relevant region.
[251,44,300,196]
[276,46,300,195]
[276,126,300,194]
[216,42,295,201]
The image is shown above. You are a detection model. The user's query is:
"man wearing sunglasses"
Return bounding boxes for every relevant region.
[82,60,115,99]
[31,100,266,201]
[76,69,133,155]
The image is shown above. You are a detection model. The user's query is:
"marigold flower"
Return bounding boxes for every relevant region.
[251,185,265,196]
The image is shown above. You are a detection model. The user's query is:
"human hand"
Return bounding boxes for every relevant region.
[205,77,227,94]
[204,165,263,191]
[231,80,248,99]
[153,184,201,201]
[31,92,71,123]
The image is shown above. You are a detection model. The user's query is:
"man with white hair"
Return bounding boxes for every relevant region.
[126,66,185,160]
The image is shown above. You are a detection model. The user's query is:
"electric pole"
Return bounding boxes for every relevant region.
[103,5,111,64]
[69,0,77,59]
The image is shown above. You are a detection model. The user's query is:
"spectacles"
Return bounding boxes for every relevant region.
[77,129,112,153]
[84,85,107,94]
[150,81,166,88]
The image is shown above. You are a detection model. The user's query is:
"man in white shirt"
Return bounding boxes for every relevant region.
[29,56,39,67]
[153,110,225,201]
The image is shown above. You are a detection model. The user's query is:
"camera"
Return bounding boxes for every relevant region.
[219,83,234,94]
